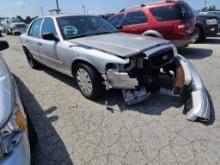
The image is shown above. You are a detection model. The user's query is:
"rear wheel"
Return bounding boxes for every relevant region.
[75,63,104,99]
[195,26,206,42]
[25,50,42,69]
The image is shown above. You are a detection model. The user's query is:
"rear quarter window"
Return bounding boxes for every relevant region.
[150,3,194,21]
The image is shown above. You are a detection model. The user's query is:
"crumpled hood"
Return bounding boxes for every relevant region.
[69,33,170,58]
[0,56,14,127]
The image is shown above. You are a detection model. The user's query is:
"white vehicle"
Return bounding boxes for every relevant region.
[1,19,26,35]
[0,22,3,37]
[20,15,211,122]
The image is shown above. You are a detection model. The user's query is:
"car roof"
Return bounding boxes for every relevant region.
[39,14,98,19]
[117,0,186,14]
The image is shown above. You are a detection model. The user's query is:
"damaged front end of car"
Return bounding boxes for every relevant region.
[102,44,210,122]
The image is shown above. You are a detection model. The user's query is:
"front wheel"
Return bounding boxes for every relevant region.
[75,64,104,99]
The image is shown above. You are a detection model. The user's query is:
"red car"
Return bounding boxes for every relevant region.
[109,1,197,48]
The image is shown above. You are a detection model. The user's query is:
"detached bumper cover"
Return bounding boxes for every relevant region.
[178,55,210,121]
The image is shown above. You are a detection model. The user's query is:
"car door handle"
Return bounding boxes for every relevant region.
[38,43,42,46]
[26,40,29,43]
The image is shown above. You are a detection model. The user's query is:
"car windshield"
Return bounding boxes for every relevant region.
[56,15,118,40]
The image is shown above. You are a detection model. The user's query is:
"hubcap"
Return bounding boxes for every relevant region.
[76,68,93,96]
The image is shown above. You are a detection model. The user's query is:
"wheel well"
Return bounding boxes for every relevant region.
[142,30,164,39]
[71,60,102,78]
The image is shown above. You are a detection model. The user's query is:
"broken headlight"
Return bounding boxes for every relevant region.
[0,104,27,159]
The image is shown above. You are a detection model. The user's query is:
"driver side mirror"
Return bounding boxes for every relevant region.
[42,33,59,42]
[0,40,9,51]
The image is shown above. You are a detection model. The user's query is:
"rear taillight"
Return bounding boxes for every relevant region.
[174,23,185,33]
[174,22,191,34]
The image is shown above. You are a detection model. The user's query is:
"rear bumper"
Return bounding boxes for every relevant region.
[172,32,198,48]
[177,55,210,121]
[0,132,31,165]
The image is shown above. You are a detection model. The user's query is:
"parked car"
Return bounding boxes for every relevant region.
[109,1,197,48]
[206,11,220,31]
[20,15,210,122]
[1,19,26,35]
[195,12,218,42]
[0,23,3,37]
[0,40,37,165]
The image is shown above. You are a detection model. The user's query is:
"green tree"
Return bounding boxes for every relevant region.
[25,16,32,24]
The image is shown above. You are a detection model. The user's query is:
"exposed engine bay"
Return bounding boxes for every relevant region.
[103,45,210,122]
[105,46,184,104]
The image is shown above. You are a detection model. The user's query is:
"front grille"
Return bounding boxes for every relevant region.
[148,47,174,69]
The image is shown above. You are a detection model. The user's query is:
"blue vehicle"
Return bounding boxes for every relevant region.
[0,40,37,165]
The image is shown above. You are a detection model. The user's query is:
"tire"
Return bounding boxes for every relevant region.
[74,63,104,99]
[25,50,42,69]
[195,26,206,42]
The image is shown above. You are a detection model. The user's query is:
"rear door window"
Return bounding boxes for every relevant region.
[109,14,124,27]
[150,3,194,21]
[124,11,148,25]
[28,19,43,38]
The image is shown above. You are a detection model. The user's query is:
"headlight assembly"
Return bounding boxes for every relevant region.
[0,104,27,158]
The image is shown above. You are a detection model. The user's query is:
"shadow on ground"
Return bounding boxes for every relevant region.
[179,47,213,59]
[44,67,182,114]
[13,75,74,165]
[198,37,220,45]
[42,65,215,125]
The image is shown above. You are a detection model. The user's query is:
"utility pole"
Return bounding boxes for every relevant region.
[40,6,44,16]
[204,0,207,8]
[82,5,86,14]
[56,0,60,14]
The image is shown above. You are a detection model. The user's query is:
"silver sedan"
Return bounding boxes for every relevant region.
[20,15,210,122]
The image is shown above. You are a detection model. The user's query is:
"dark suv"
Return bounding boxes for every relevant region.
[109,0,197,48]
[195,12,218,42]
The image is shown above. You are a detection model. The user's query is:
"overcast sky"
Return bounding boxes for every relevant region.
[0,0,219,18]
